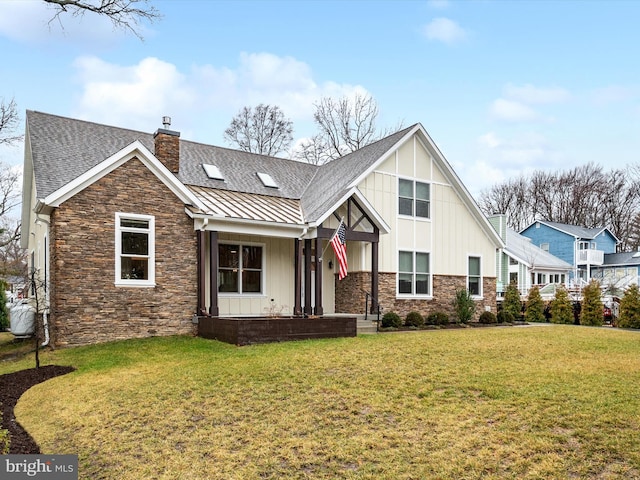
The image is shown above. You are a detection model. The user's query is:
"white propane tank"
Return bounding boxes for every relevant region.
[9,300,35,338]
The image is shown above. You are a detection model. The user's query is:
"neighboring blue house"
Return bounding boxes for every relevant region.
[519,221,619,285]
[490,215,572,297]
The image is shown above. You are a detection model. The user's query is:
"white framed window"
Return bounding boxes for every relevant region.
[398,251,431,296]
[219,242,265,295]
[398,179,430,219]
[115,213,155,287]
[468,256,482,297]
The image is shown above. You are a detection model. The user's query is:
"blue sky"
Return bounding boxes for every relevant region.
[1,0,639,199]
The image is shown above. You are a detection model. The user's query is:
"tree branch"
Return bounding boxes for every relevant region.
[43,0,162,40]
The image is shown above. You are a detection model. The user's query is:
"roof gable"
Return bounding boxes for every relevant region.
[521,220,619,243]
[37,140,207,214]
[300,125,416,224]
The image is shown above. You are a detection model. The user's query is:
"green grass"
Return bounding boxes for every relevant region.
[3,326,640,479]
[0,331,36,362]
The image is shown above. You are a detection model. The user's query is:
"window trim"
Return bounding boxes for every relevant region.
[398,178,431,220]
[218,241,266,296]
[397,250,431,298]
[467,255,482,298]
[115,212,155,287]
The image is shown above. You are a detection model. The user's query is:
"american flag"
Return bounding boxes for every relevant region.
[330,221,348,280]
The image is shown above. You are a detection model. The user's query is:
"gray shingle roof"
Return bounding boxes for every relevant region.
[27,110,155,199]
[300,125,416,222]
[26,110,318,201]
[175,142,318,199]
[26,110,412,226]
[536,221,610,240]
[602,251,640,267]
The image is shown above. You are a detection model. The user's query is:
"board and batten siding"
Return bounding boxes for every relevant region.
[214,234,295,316]
[358,133,496,279]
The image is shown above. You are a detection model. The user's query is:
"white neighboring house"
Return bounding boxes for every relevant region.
[490,215,572,299]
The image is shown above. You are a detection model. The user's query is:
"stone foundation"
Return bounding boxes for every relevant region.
[335,271,497,321]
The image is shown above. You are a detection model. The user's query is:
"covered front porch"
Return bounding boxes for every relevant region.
[188,194,386,345]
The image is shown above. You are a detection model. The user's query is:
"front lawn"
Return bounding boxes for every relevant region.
[4,326,640,479]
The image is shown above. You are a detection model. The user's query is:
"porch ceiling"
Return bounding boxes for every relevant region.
[188,185,305,225]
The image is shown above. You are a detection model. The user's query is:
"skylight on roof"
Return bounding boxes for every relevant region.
[202,164,224,180]
[257,172,278,188]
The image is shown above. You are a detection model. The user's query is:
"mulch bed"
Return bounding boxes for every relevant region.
[1,365,75,453]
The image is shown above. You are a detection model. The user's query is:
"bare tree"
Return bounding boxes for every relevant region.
[0,218,25,278]
[292,93,403,165]
[43,0,161,39]
[312,93,380,160]
[0,164,21,220]
[0,99,24,261]
[224,104,293,156]
[479,162,640,251]
[291,133,333,166]
[0,98,22,146]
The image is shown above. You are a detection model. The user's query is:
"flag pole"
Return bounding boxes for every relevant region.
[319,217,344,260]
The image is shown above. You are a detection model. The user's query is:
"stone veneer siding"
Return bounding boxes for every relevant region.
[49,157,197,347]
[335,271,497,321]
[154,130,180,173]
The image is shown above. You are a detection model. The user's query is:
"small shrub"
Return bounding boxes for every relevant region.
[405,311,424,327]
[0,429,9,454]
[550,285,573,324]
[497,310,515,324]
[478,311,497,324]
[381,311,402,329]
[581,280,603,326]
[618,284,640,329]
[503,281,523,319]
[426,312,449,326]
[453,289,475,324]
[525,286,545,323]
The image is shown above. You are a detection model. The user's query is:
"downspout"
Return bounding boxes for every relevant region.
[35,214,50,347]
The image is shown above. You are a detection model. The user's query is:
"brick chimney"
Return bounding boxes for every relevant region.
[153,116,180,173]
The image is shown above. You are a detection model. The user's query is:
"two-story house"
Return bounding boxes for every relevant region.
[519,221,619,286]
[21,111,503,347]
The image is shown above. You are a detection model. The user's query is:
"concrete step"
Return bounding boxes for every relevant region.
[332,313,379,334]
[357,319,378,334]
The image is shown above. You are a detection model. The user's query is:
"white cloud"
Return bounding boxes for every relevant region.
[0,1,54,43]
[475,131,557,169]
[488,83,570,124]
[0,0,129,45]
[504,84,571,104]
[72,56,195,131]
[489,99,538,122]
[422,17,467,44]
[71,53,367,143]
[478,132,502,149]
